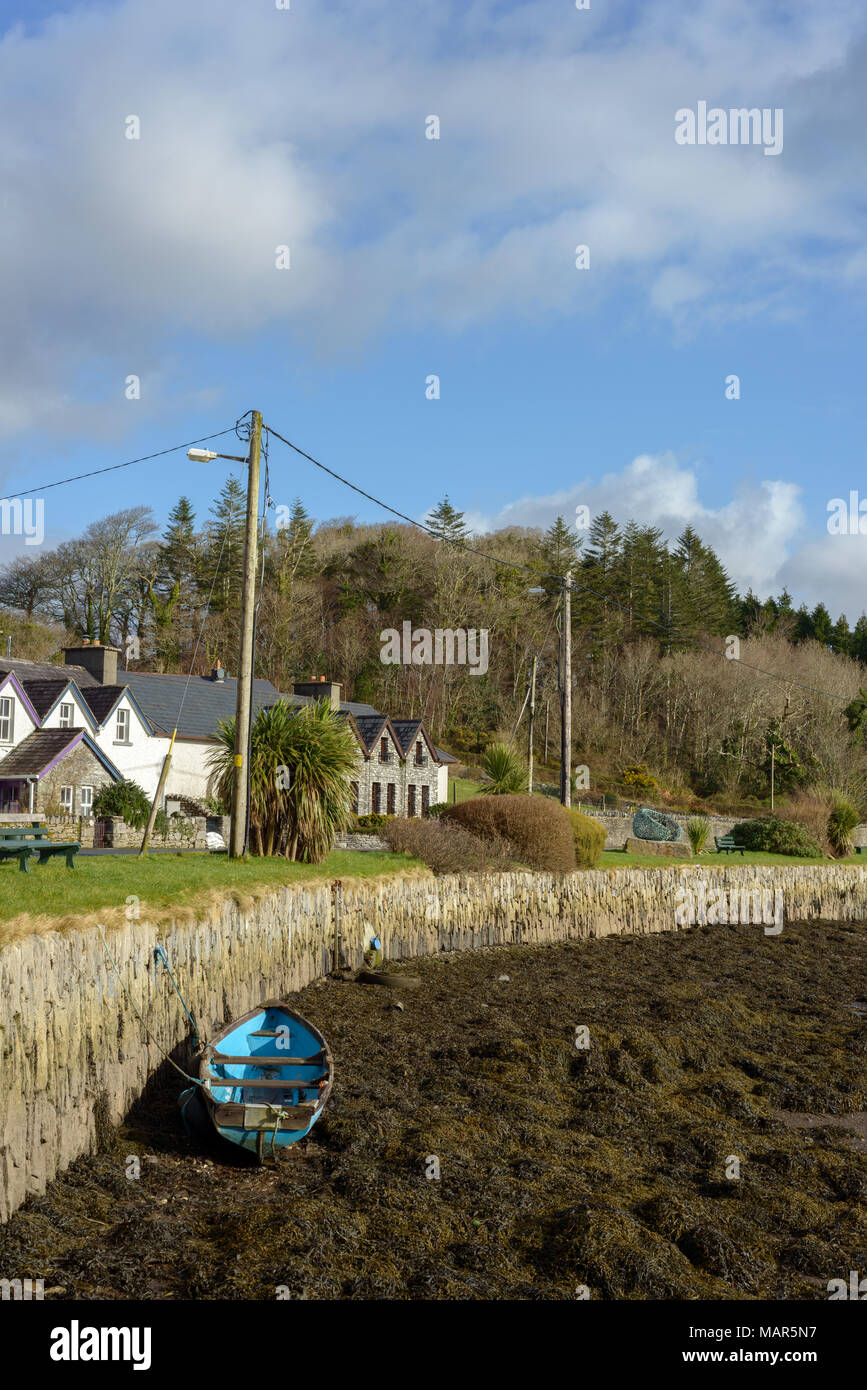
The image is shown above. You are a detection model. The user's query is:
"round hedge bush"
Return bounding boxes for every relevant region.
[566,807,607,868]
[442,794,576,872]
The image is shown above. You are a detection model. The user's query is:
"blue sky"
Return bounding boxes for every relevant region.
[1,0,866,617]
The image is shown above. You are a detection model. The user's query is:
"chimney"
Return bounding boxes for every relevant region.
[293,677,342,712]
[212,662,226,682]
[63,642,119,685]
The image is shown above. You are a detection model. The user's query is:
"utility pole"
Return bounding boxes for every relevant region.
[527,655,537,794]
[229,410,263,858]
[560,570,572,808]
[770,742,775,812]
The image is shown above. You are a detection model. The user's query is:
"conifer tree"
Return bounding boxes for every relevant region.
[426,496,468,543]
[203,476,246,615]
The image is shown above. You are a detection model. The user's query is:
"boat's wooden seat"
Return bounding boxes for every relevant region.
[211,1052,325,1066]
[206,1077,320,1095]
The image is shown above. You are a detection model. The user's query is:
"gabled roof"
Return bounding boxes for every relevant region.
[118,670,380,740]
[390,719,442,763]
[0,728,123,781]
[0,669,42,727]
[20,677,99,732]
[351,713,410,758]
[79,684,154,735]
[351,714,389,752]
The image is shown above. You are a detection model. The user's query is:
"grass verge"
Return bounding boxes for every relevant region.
[0,850,428,945]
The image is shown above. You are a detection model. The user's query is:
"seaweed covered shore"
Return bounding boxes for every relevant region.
[1,918,865,1300]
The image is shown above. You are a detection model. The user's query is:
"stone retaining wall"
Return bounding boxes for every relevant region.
[579,807,867,851]
[1,863,866,1221]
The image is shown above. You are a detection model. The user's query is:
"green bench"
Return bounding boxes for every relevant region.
[856,846,866,856]
[0,823,80,871]
[715,835,745,856]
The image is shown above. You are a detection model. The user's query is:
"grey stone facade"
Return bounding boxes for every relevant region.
[351,731,446,818]
[38,742,114,817]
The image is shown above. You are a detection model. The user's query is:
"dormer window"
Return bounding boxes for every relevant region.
[58,703,73,729]
[415,740,426,766]
[379,737,391,763]
[115,707,130,743]
[0,697,13,743]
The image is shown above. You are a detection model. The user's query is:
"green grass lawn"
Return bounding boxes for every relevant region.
[447,777,484,804]
[600,848,866,869]
[0,849,425,933]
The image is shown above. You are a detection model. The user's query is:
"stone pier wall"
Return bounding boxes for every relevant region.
[2,863,866,1221]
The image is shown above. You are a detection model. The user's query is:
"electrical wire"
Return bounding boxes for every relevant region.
[1,427,242,502]
[263,424,858,712]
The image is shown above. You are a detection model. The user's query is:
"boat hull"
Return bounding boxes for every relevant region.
[185,1000,333,1158]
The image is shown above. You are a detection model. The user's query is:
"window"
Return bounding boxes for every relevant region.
[59,785,73,812]
[351,782,359,816]
[79,786,94,815]
[58,703,73,728]
[0,696,13,743]
[407,785,416,818]
[115,708,130,743]
[371,782,381,814]
[379,737,390,763]
[415,740,425,766]
[422,786,430,816]
[387,783,396,815]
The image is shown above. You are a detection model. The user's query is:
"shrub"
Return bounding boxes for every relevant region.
[92,779,151,829]
[209,698,358,861]
[686,817,711,854]
[566,808,607,868]
[479,742,529,794]
[426,802,448,818]
[730,816,823,858]
[442,794,576,872]
[622,764,658,791]
[782,789,833,857]
[827,792,860,858]
[355,812,388,833]
[381,817,515,874]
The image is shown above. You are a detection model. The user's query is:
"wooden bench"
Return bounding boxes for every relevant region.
[715,835,745,856]
[0,842,38,872]
[0,827,80,870]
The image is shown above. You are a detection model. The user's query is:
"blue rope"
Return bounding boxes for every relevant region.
[153,944,201,1049]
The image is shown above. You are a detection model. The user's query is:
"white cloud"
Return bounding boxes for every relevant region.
[0,0,866,436]
[465,450,819,604]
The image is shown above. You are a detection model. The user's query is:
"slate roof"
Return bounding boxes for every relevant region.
[78,685,129,724]
[0,728,82,777]
[0,658,98,687]
[14,679,70,720]
[116,670,380,740]
[390,718,424,756]
[351,714,389,752]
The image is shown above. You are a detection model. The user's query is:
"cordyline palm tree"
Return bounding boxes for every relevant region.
[208,698,358,862]
[479,742,529,795]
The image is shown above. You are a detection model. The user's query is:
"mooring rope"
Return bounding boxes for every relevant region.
[153,944,201,1049]
[96,925,203,1089]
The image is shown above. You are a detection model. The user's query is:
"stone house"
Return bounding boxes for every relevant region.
[0,649,451,820]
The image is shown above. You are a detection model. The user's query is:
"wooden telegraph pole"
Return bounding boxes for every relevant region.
[527,654,537,794]
[229,411,263,858]
[560,570,572,808]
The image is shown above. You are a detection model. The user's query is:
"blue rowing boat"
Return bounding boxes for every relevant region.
[180,1000,333,1160]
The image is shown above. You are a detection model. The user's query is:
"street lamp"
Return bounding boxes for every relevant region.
[187,422,263,857]
[187,447,248,464]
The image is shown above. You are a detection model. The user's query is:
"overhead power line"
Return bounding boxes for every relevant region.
[1,426,241,502]
[264,424,858,711]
